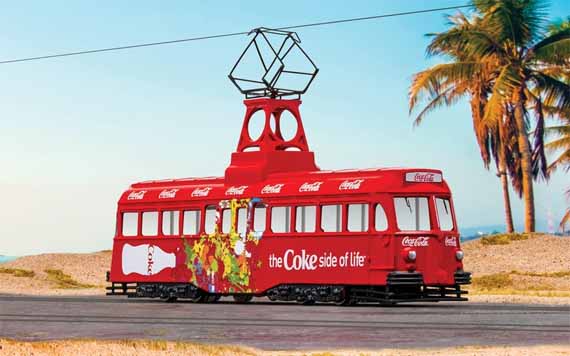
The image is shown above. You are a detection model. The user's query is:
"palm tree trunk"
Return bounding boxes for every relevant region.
[513,90,535,232]
[498,167,515,233]
[497,113,514,233]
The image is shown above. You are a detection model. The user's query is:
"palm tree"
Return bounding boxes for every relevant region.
[411,0,570,232]
[409,13,519,232]
[544,120,570,231]
[561,189,570,232]
[543,17,570,232]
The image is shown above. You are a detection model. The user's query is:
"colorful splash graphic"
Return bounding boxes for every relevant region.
[182,198,263,293]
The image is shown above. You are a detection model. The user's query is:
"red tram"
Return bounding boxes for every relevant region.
[107,29,471,304]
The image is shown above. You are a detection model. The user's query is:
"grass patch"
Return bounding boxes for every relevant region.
[480,233,529,245]
[0,267,35,278]
[472,272,514,290]
[44,269,95,289]
[469,271,569,296]
[510,270,570,278]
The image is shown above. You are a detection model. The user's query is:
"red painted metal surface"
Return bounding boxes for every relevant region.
[109,98,464,295]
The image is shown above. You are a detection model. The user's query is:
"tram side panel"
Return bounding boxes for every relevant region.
[252,235,370,292]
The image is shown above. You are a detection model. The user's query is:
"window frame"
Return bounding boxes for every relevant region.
[182,208,202,236]
[295,204,318,233]
[141,210,160,237]
[252,203,268,233]
[346,202,370,233]
[393,196,432,232]
[203,204,218,235]
[320,203,344,233]
[221,208,232,234]
[120,211,140,237]
[373,203,389,232]
[434,196,455,232]
[270,205,293,233]
[236,207,248,235]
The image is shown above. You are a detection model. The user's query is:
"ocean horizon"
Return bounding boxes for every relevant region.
[0,256,17,264]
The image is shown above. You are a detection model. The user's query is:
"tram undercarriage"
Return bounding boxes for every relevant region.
[106,271,472,305]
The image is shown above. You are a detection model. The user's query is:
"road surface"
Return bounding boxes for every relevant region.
[0,295,568,350]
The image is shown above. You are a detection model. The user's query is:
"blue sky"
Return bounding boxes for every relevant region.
[1,1,568,255]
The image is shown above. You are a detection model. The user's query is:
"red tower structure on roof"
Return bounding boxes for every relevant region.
[226,28,320,184]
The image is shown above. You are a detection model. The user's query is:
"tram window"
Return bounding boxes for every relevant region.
[435,198,454,231]
[122,212,138,236]
[271,206,291,233]
[374,204,388,231]
[321,204,342,232]
[295,206,316,233]
[348,204,369,232]
[142,211,159,236]
[183,210,201,235]
[222,209,231,233]
[204,205,217,234]
[162,211,179,236]
[254,204,267,232]
[394,197,430,231]
[237,208,247,235]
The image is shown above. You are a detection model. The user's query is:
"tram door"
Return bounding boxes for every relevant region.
[368,197,395,285]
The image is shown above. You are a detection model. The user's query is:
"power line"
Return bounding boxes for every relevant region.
[0,4,472,65]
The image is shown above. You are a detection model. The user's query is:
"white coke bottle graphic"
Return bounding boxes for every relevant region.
[121,243,176,276]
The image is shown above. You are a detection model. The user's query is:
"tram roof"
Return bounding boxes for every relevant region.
[119,167,450,204]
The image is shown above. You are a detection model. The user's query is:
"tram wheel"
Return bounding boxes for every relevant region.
[202,294,220,303]
[233,294,253,303]
[164,296,178,303]
[334,288,349,306]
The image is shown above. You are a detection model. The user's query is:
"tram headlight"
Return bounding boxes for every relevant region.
[407,250,417,261]
[455,250,464,261]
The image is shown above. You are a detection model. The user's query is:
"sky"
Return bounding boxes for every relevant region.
[1,1,568,255]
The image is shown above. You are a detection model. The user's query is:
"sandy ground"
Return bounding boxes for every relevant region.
[1,235,569,304]
[468,294,570,305]
[463,234,570,274]
[0,340,568,356]
[0,251,109,295]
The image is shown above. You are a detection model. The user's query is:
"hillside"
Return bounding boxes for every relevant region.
[0,251,110,295]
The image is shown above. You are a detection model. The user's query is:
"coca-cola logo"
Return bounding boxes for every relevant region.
[158,189,179,199]
[127,191,147,200]
[261,184,284,194]
[405,172,443,183]
[445,236,457,247]
[284,249,317,271]
[225,185,248,195]
[339,179,364,190]
[416,173,435,182]
[147,245,155,275]
[402,236,430,247]
[299,182,323,192]
[191,187,212,197]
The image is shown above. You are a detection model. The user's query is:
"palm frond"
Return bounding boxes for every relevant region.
[531,73,570,113]
[548,16,570,35]
[560,208,570,232]
[544,125,570,140]
[545,136,570,152]
[412,86,465,127]
[483,64,522,125]
[530,96,549,180]
[531,28,570,65]
[427,26,506,60]
[409,62,481,113]
[474,0,548,46]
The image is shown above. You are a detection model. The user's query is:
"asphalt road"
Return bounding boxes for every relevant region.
[0,295,568,350]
